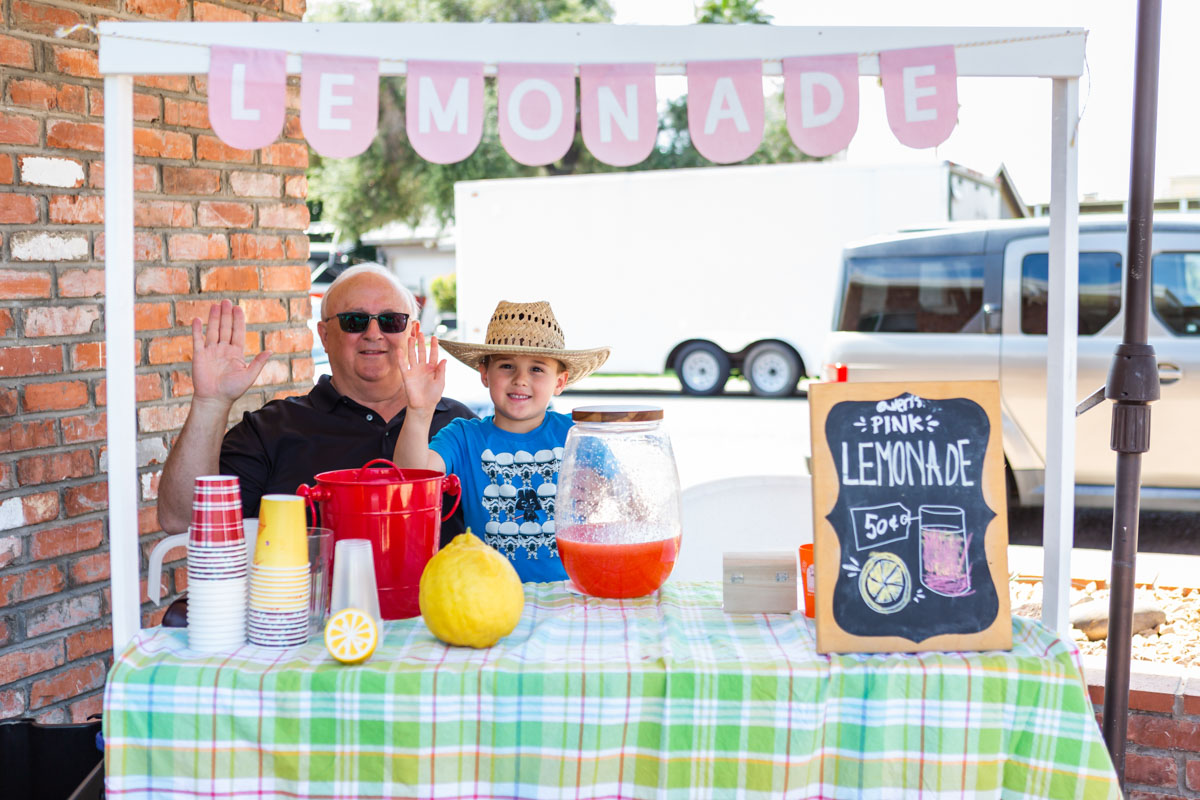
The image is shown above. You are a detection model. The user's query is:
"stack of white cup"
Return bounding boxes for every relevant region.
[186,476,248,652]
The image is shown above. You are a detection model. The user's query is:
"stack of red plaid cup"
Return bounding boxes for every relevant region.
[186,475,248,652]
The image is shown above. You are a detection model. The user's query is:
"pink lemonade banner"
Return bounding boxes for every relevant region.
[782,54,859,158]
[580,63,658,167]
[208,46,287,151]
[300,54,380,159]
[880,45,958,149]
[498,63,577,167]
[206,45,958,165]
[685,59,765,165]
[406,60,485,164]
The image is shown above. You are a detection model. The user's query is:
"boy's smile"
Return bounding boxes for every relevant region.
[481,354,568,433]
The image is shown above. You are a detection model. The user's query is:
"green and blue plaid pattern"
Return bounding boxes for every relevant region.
[104,582,1119,799]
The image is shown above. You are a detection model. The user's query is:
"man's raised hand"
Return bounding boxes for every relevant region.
[191,299,273,403]
[400,321,446,411]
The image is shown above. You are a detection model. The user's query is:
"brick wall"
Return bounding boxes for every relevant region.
[0,0,309,722]
[1083,661,1200,799]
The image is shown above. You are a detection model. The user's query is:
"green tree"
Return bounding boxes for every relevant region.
[430,273,456,313]
[695,0,773,25]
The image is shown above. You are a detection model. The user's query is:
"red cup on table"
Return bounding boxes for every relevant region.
[190,475,244,547]
[799,543,816,619]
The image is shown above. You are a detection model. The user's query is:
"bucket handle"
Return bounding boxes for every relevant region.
[441,473,462,522]
[295,483,329,528]
[357,458,405,481]
[298,461,463,524]
[358,458,461,522]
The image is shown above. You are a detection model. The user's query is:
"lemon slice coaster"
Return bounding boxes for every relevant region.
[324,607,379,664]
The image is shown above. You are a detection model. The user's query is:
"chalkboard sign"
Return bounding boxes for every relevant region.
[809,381,1011,654]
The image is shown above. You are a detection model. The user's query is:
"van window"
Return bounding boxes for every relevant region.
[1020,252,1121,335]
[836,256,985,333]
[1152,252,1200,335]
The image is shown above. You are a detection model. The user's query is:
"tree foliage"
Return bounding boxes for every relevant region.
[306,0,815,238]
[695,0,773,25]
[430,273,457,313]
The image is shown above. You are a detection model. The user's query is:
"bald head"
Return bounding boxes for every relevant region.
[323,263,419,318]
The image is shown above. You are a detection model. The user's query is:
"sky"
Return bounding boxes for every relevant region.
[610,0,1200,205]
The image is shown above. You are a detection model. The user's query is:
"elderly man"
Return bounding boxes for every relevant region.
[157,264,474,534]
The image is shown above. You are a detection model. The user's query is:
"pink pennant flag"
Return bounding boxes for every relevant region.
[686,60,764,164]
[208,46,287,151]
[406,61,484,165]
[879,46,958,149]
[783,54,859,158]
[498,63,576,167]
[580,64,657,167]
[301,54,380,159]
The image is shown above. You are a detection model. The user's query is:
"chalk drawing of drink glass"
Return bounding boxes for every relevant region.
[918,505,972,597]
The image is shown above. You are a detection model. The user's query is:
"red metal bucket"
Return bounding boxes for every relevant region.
[297,458,461,620]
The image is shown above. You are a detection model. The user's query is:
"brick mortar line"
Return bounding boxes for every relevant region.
[0,187,306,197]
[0,539,113,574]
[0,655,110,694]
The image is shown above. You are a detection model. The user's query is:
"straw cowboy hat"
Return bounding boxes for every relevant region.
[439,301,610,387]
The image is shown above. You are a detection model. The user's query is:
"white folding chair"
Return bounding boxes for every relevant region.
[673,475,813,583]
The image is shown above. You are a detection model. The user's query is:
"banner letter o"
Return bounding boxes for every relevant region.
[508,79,562,142]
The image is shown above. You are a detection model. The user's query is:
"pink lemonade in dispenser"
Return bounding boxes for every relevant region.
[556,406,683,600]
[558,522,682,598]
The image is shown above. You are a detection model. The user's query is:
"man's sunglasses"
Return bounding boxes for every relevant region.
[325,311,410,334]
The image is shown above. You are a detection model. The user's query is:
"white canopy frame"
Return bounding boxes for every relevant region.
[98,22,1085,653]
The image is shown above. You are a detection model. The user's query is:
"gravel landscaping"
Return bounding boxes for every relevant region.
[1011,579,1200,667]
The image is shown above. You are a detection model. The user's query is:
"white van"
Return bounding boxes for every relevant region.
[824,215,1200,511]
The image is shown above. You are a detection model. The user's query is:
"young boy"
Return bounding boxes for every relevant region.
[394,300,610,582]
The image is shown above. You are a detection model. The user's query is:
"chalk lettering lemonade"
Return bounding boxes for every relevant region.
[844,402,974,597]
[842,396,977,601]
[555,406,682,599]
[827,391,997,638]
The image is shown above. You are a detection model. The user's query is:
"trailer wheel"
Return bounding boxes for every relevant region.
[675,342,730,396]
[744,342,801,397]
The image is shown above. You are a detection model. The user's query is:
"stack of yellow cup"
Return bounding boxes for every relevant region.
[247,495,311,648]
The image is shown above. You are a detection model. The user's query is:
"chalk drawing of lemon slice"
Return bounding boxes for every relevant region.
[859,552,911,615]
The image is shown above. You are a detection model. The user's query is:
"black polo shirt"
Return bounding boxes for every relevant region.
[220,375,475,542]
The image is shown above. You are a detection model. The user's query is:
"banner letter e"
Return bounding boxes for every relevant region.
[880,46,958,149]
[301,54,380,158]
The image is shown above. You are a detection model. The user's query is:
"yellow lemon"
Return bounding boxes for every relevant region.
[324,607,379,664]
[419,532,524,648]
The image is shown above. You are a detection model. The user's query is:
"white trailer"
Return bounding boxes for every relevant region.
[453,161,1004,396]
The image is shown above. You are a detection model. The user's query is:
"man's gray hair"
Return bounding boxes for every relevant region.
[323,263,419,316]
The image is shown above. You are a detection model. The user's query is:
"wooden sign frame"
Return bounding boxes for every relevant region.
[809,380,1011,654]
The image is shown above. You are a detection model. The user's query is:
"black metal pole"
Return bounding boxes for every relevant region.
[1102,0,1162,784]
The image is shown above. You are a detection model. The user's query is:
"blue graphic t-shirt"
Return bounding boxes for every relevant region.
[430,411,573,582]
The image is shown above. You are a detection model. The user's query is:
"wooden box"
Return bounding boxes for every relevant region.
[722,551,799,614]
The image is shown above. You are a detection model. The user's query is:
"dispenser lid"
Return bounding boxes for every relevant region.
[571,405,663,423]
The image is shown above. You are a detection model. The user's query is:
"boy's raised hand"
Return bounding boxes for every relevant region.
[400,321,446,411]
[191,299,272,404]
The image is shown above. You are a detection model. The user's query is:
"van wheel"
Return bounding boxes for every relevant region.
[675,342,730,396]
[745,342,801,397]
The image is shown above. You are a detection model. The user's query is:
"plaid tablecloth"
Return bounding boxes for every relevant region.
[104,582,1120,800]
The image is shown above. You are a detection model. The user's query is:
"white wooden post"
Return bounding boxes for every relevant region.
[1042,77,1081,635]
[103,74,141,651]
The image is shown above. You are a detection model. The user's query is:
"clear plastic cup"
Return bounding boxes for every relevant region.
[330,538,382,624]
[308,528,334,636]
[243,518,259,563]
